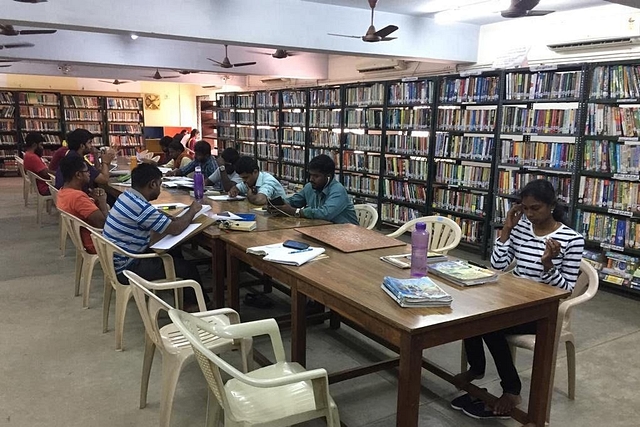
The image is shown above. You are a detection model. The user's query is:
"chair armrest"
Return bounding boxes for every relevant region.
[216,319,286,362]
[558,286,598,318]
[193,308,241,324]
[237,366,329,389]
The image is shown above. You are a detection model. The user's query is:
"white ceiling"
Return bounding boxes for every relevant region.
[0,0,636,85]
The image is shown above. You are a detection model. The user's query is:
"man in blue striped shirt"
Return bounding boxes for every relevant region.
[103,163,207,306]
[228,156,287,205]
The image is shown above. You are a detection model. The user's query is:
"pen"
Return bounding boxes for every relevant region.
[160,205,177,210]
[288,248,313,254]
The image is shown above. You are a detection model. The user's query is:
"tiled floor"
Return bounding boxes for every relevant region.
[1,176,639,427]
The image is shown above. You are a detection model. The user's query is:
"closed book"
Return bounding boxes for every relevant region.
[381,276,452,307]
[247,243,325,266]
[429,260,498,286]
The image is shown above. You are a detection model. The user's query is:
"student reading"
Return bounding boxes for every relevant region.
[452,179,584,420]
[268,154,358,225]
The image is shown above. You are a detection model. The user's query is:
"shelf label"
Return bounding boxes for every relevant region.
[600,242,625,252]
[619,136,640,142]
[607,208,634,217]
[612,173,640,181]
[401,77,419,82]
[530,64,558,72]
[618,99,638,103]
[460,69,484,77]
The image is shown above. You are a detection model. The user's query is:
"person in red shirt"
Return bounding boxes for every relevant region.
[48,144,69,172]
[22,132,54,196]
[56,155,109,253]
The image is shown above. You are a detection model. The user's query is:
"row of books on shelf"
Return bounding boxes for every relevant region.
[439,76,500,104]
[283,112,305,126]
[433,187,487,217]
[345,109,384,128]
[436,108,497,132]
[388,81,434,105]
[344,152,381,174]
[281,129,306,145]
[257,110,279,125]
[256,92,278,108]
[578,176,640,210]
[344,174,379,196]
[109,124,142,134]
[583,250,640,290]
[19,106,59,119]
[282,147,305,164]
[584,104,640,137]
[309,110,340,128]
[281,166,306,183]
[19,93,57,106]
[434,134,494,161]
[21,120,60,131]
[309,89,340,107]
[494,196,514,223]
[386,108,432,129]
[0,135,16,143]
[236,113,255,125]
[257,128,278,142]
[0,158,18,171]
[345,84,385,106]
[65,110,102,121]
[496,172,573,203]
[107,111,142,122]
[237,128,254,140]
[501,106,579,135]
[67,123,102,133]
[577,211,640,250]
[383,180,426,204]
[434,162,491,189]
[282,91,306,108]
[311,130,340,148]
[236,95,254,109]
[0,106,15,118]
[381,203,421,224]
[0,149,16,157]
[386,134,429,155]
[589,65,640,100]
[0,93,14,104]
[105,98,140,110]
[384,156,428,178]
[582,139,640,174]
[0,122,15,131]
[218,111,235,123]
[63,96,101,109]
[344,133,382,151]
[450,216,484,244]
[108,135,143,147]
[26,133,60,144]
[257,145,279,158]
[504,71,583,101]
[499,140,576,169]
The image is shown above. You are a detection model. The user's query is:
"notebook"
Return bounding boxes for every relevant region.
[380,252,448,269]
[247,243,325,266]
[428,260,498,286]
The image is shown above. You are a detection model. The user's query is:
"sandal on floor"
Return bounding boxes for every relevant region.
[243,293,274,309]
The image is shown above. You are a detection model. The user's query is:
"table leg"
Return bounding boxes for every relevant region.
[213,239,225,308]
[527,303,559,426]
[396,333,422,427]
[226,249,240,311]
[291,284,306,367]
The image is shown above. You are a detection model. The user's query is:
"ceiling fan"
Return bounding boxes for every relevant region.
[13,0,48,3]
[249,48,297,59]
[0,24,56,36]
[501,0,554,18]
[174,69,200,75]
[202,85,221,89]
[99,79,131,85]
[328,0,398,43]
[144,69,180,80]
[207,45,257,69]
[0,42,35,50]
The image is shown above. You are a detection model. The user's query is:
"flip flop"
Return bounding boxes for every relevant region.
[243,292,274,309]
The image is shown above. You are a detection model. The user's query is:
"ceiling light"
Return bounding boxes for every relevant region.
[130,34,139,40]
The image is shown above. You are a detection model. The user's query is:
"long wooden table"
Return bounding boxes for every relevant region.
[221,228,568,427]
[108,183,329,306]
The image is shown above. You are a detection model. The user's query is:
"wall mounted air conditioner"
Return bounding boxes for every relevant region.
[547,36,640,54]
[356,59,407,73]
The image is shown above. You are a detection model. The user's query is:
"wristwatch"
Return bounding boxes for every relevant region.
[219,165,226,172]
[542,266,557,278]
[295,208,301,218]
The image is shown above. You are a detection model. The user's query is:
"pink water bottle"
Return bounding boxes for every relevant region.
[410,222,429,277]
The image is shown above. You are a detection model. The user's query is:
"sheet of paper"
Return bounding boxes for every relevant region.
[207,195,246,201]
[157,167,171,174]
[208,211,242,221]
[152,203,189,210]
[176,204,212,218]
[150,224,200,250]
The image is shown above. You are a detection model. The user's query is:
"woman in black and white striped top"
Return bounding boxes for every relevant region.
[451,179,584,420]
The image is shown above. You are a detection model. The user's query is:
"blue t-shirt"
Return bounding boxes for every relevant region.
[286,179,358,225]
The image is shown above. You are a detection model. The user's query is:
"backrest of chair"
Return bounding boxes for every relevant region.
[47,183,59,205]
[89,229,124,288]
[15,155,26,178]
[354,204,378,230]
[562,259,599,329]
[424,216,462,254]
[386,216,433,238]
[123,270,173,348]
[60,210,101,254]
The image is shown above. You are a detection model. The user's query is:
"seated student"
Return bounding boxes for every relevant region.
[22,132,54,196]
[206,147,243,191]
[452,179,584,419]
[158,136,173,165]
[54,128,115,191]
[102,163,209,307]
[48,142,68,173]
[270,154,358,224]
[165,140,217,178]
[56,155,109,254]
[162,141,192,170]
[228,156,287,205]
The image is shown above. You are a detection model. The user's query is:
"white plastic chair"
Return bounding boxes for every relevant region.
[90,229,179,351]
[169,309,341,427]
[507,259,599,399]
[59,211,102,308]
[15,155,31,207]
[47,183,70,257]
[26,170,53,227]
[123,271,252,427]
[354,204,378,230]
[386,215,462,254]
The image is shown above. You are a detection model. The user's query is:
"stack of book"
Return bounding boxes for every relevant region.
[429,260,498,287]
[381,276,452,308]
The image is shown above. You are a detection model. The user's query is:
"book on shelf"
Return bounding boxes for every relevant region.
[381,276,452,308]
[246,243,325,266]
[428,259,498,286]
[380,252,448,269]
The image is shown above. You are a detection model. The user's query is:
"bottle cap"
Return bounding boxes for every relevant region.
[195,166,202,172]
[416,222,426,230]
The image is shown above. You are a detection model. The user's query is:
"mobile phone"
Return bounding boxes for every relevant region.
[269,196,285,206]
[283,240,309,250]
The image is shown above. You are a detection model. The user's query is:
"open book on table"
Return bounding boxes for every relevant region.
[150,210,216,251]
[428,259,498,286]
[246,243,325,266]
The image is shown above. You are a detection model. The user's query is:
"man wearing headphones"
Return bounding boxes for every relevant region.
[275,154,358,225]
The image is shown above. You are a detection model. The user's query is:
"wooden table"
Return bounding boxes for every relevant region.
[221,228,568,427]
[108,183,329,306]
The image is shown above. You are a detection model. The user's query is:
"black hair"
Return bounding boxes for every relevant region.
[168,141,185,152]
[159,136,173,150]
[172,133,183,144]
[194,140,211,157]
[59,154,87,183]
[190,129,199,138]
[234,156,259,175]
[220,147,239,164]
[308,154,335,177]
[131,163,162,189]
[24,132,45,148]
[66,129,94,151]
[519,179,567,224]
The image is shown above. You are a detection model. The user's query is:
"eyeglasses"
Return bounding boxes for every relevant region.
[80,169,90,174]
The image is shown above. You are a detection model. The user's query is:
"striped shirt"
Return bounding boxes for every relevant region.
[491,217,584,292]
[235,171,287,200]
[103,189,171,273]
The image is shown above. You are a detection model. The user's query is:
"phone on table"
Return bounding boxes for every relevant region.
[269,196,285,206]
[283,240,310,250]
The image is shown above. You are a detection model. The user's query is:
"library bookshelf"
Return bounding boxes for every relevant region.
[105,97,144,157]
[0,91,18,174]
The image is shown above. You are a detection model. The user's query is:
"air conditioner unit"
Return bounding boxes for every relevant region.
[356,59,407,73]
[547,36,640,53]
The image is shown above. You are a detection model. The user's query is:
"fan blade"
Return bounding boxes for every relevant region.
[18,29,57,35]
[379,37,397,41]
[0,59,20,62]
[207,58,223,66]
[160,76,181,79]
[327,33,361,39]
[0,65,11,68]
[2,42,35,49]
[202,85,220,89]
[374,25,398,39]
[525,10,553,16]
[232,62,257,67]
